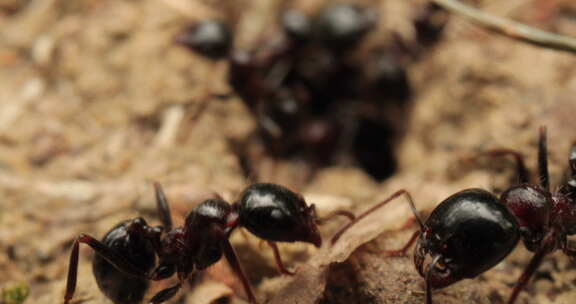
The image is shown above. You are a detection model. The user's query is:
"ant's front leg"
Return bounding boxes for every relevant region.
[267,241,295,276]
[64,233,150,304]
[266,202,356,276]
[508,230,557,304]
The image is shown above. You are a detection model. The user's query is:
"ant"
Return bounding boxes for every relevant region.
[175,3,414,182]
[173,3,450,183]
[331,127,576,304]
[63,182,354,304]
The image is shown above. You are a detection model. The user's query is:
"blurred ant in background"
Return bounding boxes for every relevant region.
[331,128,576,304]
[64,182,354,304]
[176,2,448,182]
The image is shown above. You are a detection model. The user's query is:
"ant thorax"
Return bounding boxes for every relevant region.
[183,198,232,269]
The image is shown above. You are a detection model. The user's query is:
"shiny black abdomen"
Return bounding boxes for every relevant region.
[92,219,156,304]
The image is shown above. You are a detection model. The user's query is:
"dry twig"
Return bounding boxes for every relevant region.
[432,0,576,54]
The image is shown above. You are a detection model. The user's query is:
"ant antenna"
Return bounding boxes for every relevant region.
[310,204,355,225]
[404,191,425,230]
[330,189,425,245]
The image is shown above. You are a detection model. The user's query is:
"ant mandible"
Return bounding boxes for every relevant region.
[331,127,576,304]
[64,182,354,304]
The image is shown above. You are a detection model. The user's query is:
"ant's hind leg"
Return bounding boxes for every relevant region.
[507,231,556,304]
[64,234,149,304]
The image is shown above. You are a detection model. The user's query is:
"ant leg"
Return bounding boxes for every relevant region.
[425,255,441,304]
[480,150,530,184]
[149,283,182,304]
[64,234,149,304]
[538,127,550,191]
[216,226,258,303]
[153,182,173,231]
[266,241,295,276]
[330,189,424,245]
[507,231,556,304]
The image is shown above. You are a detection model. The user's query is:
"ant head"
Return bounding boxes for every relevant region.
[415,189,520,289]
[237,183,322,247]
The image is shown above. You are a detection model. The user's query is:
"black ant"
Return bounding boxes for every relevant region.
[331,128,576,304]
[175,3,417,182]
[64,182,354,304]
